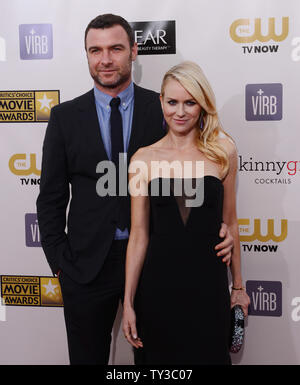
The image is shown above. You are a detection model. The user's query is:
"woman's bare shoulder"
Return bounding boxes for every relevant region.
[217,131,237,159]
[130,139,165,162]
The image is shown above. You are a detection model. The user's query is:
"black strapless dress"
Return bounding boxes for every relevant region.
[134,176,231,365]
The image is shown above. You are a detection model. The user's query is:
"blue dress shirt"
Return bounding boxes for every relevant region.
[94,82,134,240]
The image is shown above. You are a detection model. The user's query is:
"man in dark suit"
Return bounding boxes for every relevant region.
[36,14,233,365]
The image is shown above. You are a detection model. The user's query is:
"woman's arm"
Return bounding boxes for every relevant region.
[222,140,250,316]
[123,151,150,348]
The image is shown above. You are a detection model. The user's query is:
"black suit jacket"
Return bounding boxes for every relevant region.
[36,84,165,283]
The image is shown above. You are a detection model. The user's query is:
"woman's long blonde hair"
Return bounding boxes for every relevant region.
[161,61,232,178]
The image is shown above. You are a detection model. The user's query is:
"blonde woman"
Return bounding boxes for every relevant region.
[123,61,250,364]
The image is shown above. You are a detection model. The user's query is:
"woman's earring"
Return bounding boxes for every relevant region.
[199,111,205,130]
[163,117,167,130]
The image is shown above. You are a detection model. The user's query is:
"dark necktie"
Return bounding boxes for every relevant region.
[109,97,127,231]
[110,97,124,167]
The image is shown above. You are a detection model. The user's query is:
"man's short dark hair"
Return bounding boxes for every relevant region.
[85,14,135,49]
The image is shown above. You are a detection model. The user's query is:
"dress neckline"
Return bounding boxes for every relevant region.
[148,175,222,185]
[147,175,222,228]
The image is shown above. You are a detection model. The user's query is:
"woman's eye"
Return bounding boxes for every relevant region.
[167,100,176,105]
[186,100,196,106]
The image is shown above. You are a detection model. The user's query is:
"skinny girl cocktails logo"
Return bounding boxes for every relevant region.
[238,155,299,185]
[96,155,205,207]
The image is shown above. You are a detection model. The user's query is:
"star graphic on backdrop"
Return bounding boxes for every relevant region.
[37,93,53,111]
[42,280,58,295]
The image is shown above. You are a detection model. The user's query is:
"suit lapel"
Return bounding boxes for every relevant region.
[127,84,147,160]
[77,89,109,161]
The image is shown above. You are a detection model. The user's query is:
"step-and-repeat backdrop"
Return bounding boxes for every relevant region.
[1,0,299,364]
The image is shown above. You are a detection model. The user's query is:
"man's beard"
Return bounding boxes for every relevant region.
[92,69,131,89]
[90,55,132,90]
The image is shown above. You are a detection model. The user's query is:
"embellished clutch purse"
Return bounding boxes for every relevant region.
[229,305,245,353]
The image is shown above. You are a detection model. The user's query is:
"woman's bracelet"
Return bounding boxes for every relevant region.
[232,286,246,291]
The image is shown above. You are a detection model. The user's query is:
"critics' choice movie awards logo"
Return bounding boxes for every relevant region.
[19,24,53,60]
[238,218,287,253]
[9,153,40,186]
[245,83,282,121]
[1,276,63,307]
[238,155,299,185]
[246,281,282,317]
[25,213,41,247]
[130,20,176,55]
[230,17,289,54]
[0,90,59,122]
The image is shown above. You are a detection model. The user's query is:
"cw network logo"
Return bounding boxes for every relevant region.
[246,280,282,317]
[9,153,40,186]
[19,24,53,60]
[239,218,287,253]
[230,17,289,54]
[245,83,282,121]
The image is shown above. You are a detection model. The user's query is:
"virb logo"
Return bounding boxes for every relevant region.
[246,280,282,317]
[19,24,53,60]
[246,83,282,121]
[25,214,41,247]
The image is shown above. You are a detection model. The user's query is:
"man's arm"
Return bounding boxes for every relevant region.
[36,107,70,275]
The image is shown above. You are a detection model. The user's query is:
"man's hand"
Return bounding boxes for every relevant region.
[215,223,233,266]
